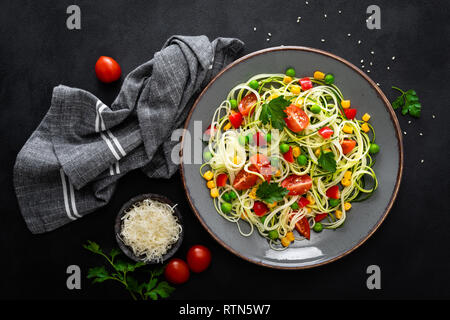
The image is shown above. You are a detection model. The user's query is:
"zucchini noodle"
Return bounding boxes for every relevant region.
[201,70,379,248]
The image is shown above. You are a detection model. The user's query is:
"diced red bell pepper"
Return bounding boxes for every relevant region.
[318,126,334,139]
[204,124,216,137]
[229,111,243,128]
[343,108,357,120]
[314,213,328,222]
[299,77,313,91]
[216,173,228,187]
[283,146,294,163]
[340,139,356,154]
[326,185,340,199]
[253,201,268,216]
[252,132,267,147]
[298,197,310,208]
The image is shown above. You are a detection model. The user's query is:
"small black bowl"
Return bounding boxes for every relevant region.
[115,193,184,264]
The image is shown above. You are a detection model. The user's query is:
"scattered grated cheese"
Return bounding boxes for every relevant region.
[120,199,182,262]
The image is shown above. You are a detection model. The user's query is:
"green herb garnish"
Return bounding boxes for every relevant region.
[260,95,291,130]
[256,181,289,203]
[318,151,336,173]
[84,241,174,300]
[391,87,421,118]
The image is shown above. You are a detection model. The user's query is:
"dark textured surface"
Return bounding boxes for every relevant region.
[0,0,449,299]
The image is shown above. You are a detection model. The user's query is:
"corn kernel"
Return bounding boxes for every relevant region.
[275,170,281,177]
[241,212,247,220]
[341,178,351,187]
[269,93,279,100]
[344,202,352,211]
[283,76,293,84]
[290,85,301,95]
[335,209,343,219]
[344,171,352,180]
[314,71,325,80]
[233,156,241,165]
[315,148,321,157]
[223,122,232,131]
[210,188,219,198]
[306,194,315,205]
[295,97,304,106]
[341,100,351,109]
[281,237,291,247]
[292,146,301,157]
[342,124,353,134]
[267,201,277,209]
[307,207,312,213]
[361,123,370,133]
[203,171,214,180]
[362,113,371,122]
[249,187,258,199]
[286,232,295,242]
[323,148,332,153]
[206,180,215,189]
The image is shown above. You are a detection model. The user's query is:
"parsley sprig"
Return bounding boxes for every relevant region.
[318,151,336,173]
[260,95,291,130]
[391,87,421,118]
[84,241,174,300]
[256,181,289,203]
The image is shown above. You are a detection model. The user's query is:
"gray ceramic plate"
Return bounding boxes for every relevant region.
[180,47,403,269]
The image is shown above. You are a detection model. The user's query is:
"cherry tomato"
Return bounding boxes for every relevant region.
[343,108,357,120]
[297,197,310,208]
[253,201,269,216]
[281,174,312,196]
[216,173,228,187]
[233,164,259,190]
[284,105,310,133]
[238,93,258,116]
[326,185,340,199]
[94,56,121,83]
[340,139,356,154]
[186,245,211,273]
[250,154,272,182]
[318,126,334,139]
[294,216,310,240]
[314,213,328,222]
[283,146,294,163]
[229,111,243,128]
[165,258,190,284]
[299,77,313,91]
[252,132,267,147]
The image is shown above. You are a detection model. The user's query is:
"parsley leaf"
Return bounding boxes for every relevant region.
[260,95,291,130]
[318,151,336,173]
[256,181,289,203]
[391,87,421,118]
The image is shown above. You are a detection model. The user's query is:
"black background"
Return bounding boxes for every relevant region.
[0,0,449,300]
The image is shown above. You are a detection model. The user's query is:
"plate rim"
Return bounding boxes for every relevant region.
[180,46,404,270]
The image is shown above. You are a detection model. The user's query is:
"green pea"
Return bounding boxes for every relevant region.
[280,143,290,154]
[238,135,248,146]
[260,216,267,224]
[265,133,272,142]
[329,198,340,207]
[228,191,237,200]
[229,99,238,109]
[369,143,380,154]
[313,222,323,233]
[221,202,232,213]
[310,105,321,114]
[291,202,299,210]
[285,68,296,77]
[324,73,335,85]
[203,151,213,161]
[297,155,308,166]
[268,230,279,240]
[249,80,259,90]
[222,193,231,203]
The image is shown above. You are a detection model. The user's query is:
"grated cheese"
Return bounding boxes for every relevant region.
[120,199,182,262]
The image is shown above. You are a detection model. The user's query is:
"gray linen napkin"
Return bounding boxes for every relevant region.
[13,35,244,234]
